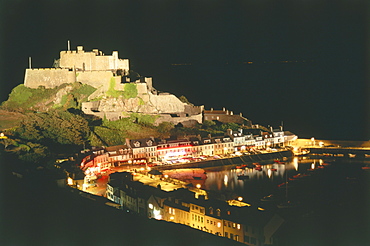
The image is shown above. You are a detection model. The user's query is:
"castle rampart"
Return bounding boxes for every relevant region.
[24,68,75,88]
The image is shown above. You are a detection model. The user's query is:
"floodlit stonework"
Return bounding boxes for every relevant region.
[23,45,204,125]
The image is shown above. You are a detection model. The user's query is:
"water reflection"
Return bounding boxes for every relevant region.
[203,158,328,201]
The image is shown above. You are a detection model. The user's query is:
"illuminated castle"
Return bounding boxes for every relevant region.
[23,44,204,125]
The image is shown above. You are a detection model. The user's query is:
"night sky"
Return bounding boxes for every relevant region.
[1,0,368,140]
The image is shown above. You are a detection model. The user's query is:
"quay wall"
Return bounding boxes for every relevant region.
[292,138,370,148]
[308,147,370,157]
[154,150,293,170]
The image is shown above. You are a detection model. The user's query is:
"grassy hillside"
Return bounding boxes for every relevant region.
[0,109,25,131]
[1,82,96,112]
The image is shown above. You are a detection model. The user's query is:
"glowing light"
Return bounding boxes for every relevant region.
[164,174,169,179]
[267,169,272,178]
[237,196,243,202]
[311,163,315,169]
[196,184,201,189]
[217,222,221,228]
[237,224,241,230]
[170,216,174,220]
[224,175,228,186]
[153,208,162,220]
[293,157,299,171]
[148,203,153,209]
[67,177,73,185]
[257,207,265,211]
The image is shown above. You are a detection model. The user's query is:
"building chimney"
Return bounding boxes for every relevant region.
[67,40,70,51]
[28,57,32,69]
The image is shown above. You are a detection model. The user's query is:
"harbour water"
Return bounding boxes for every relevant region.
[160,155,370,244]
[200,156,370,245]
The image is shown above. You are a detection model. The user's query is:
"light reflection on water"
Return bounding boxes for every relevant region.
[202,157,325,202]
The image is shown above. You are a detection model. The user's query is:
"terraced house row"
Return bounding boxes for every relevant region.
[80,128,297,175]
[106,172,284,246]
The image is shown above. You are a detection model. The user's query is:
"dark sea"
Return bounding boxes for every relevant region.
[149,60,367,142]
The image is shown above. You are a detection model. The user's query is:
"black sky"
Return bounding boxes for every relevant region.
[0,0,369,140]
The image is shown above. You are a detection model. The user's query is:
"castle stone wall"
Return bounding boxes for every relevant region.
[24,68,75,88]
[154,114,203,126]
[59,47,129,71]
[147,94,185,113]
[136,83,148,94]
[76,71,114,91]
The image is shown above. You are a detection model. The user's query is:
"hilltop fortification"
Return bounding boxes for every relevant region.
[23,45,204,126]
[24,46,129,91]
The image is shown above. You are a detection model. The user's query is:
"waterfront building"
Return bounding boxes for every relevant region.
[157,139,193,162]
[199,138,215,156]
[212,137,225,156]
[126,138,157,163]
[105,145,132,165]
[271,128,285,147]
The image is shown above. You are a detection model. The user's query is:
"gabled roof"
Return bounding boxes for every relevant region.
[126,138,157,148]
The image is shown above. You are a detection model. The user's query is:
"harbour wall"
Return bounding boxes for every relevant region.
[154,150,293,170]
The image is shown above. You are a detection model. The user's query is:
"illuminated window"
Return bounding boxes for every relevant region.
[148,203,153,209]
[217,222,221,228]
[237,224,241,230]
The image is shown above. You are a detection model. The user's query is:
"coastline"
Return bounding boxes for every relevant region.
[153,149,294,170]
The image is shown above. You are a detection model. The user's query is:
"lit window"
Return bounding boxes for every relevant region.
[217,222,221,228]
[148,203,153,209]
[237,224,241,230]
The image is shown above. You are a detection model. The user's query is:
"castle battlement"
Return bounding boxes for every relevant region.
[28,68,70,71]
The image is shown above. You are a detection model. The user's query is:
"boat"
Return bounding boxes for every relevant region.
[294,149,310,156]
[260,194,275,202]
